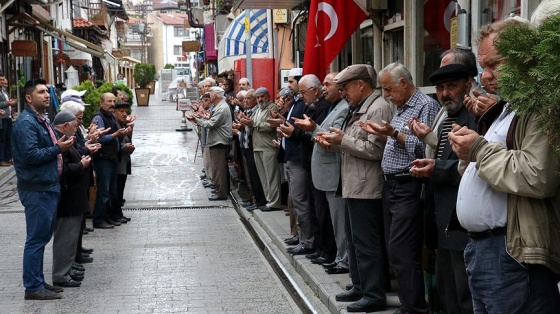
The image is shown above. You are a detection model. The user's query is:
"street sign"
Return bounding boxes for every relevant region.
[182,41,201,52]
[177,98,192,111]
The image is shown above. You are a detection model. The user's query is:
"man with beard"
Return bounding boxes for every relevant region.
[408,64,476,313]
[13,79,74,300]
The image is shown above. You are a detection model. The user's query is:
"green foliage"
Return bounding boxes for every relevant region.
[164,63,175,69]
[72,80,134,126]
[134,63,156,88]
[495,15,560,153]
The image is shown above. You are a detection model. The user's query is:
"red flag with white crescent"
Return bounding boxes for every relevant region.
[303,0,367,81]
[424,0,455,50]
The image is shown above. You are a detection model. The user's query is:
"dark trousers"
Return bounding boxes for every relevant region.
[242,148,266,206]
[383,180,428,313]
[208,145,229,198]
[436,248,473,314]
[312,187,336,260]
[0,118,12,161]
[346,198,386,303]
[93,159,117,225]
[110,174,127,220]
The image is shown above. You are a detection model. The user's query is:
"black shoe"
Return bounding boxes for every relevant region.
[70,274,84,282]
[258,206,281,212]
[122,216,131,222]
[345,283,353,291]
[82,229,89,235]
[121,199,126,206]
[335,289,363,302]
[44,283,64,293]
[284,236,299,246]
[347,299,386,312]
[209,195,228,201]
[84,227,94,232]
[93,222,114,229]
[81,247,94,254]
[325,266,349,274]
[322,261,338,269]
[288,245,314,255]
[311,257,332,265]
[71,270,85,276]
[72,263,85,271]
[305,252,321,259]
[241,201,253,207]
[53,279,81,287]
[120,218,128,224]
[76,256,93,264]
[107,219,121,226]
[24,289,62,300]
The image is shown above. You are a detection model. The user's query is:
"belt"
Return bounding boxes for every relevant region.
[468,226,507,240]
[384,172,414,182]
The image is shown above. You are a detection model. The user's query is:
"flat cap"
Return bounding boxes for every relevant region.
[429,64,470,85]
[334,64,372,85]
[61,89,86,100]
[114,101,131,109]
[255,87,269,95]
[53,110,76,125]
[288,68,303,77]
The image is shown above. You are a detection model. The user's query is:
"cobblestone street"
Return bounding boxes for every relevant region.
[0,93,303,314]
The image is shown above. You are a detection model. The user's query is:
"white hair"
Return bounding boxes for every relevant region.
[203,77,217,86]
[299,74,321,89]
[379,62,414,84]
[531,0,560,27]
[236,90,247,98]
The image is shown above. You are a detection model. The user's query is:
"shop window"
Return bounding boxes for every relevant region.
[173,45,182,55]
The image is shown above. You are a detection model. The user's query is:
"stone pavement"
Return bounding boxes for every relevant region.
[0,92,400,313]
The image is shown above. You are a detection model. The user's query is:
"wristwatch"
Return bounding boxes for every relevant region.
[392,130,399,138]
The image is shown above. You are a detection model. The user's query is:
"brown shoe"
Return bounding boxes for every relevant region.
[24,289,62,300]
[0,161,11,167]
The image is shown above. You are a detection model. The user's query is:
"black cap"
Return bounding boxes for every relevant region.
[114,101,131,109]
[429,64,470,85]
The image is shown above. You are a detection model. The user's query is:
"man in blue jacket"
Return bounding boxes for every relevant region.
[12,79,74,300]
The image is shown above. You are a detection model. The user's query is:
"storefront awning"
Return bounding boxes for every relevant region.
[37,22,106,59]
[233,0,303,10]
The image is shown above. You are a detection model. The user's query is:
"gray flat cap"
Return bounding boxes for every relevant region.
[53,110,76,125]
[334,64,373,85]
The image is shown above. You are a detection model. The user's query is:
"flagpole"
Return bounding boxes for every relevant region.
[245,9,253,85]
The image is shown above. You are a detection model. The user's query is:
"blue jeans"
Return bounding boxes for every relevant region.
[20,190,59,292]
[93,159,117,225]
[464,234,529,314]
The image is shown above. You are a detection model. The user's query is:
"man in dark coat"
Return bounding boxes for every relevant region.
[51,110,92,287]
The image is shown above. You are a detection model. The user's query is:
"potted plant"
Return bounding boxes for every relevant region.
[133,62,155,106]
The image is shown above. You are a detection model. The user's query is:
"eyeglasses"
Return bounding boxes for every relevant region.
[299,87,316,95]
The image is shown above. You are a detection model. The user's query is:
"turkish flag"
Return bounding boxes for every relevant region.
[424,0,455,50]
[303,0,367,81]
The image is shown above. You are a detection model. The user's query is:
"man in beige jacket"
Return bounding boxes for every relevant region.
[317,64,393,313]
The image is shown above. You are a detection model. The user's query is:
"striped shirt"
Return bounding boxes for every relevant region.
[381,89,440,174]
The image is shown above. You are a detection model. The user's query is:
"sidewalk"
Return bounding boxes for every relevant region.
[0,91,401,313]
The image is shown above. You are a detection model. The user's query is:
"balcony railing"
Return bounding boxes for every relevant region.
[89,1,108,30]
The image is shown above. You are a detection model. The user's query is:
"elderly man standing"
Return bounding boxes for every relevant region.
[243,87,281,211]
[293,72,349,269]
[408,64,476,314]
[366,63,439,313]
[13,79,74,300]
[317,65,393,312]
[91,93,130,229]
[449,17,560,313]
[189,86,232,200]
